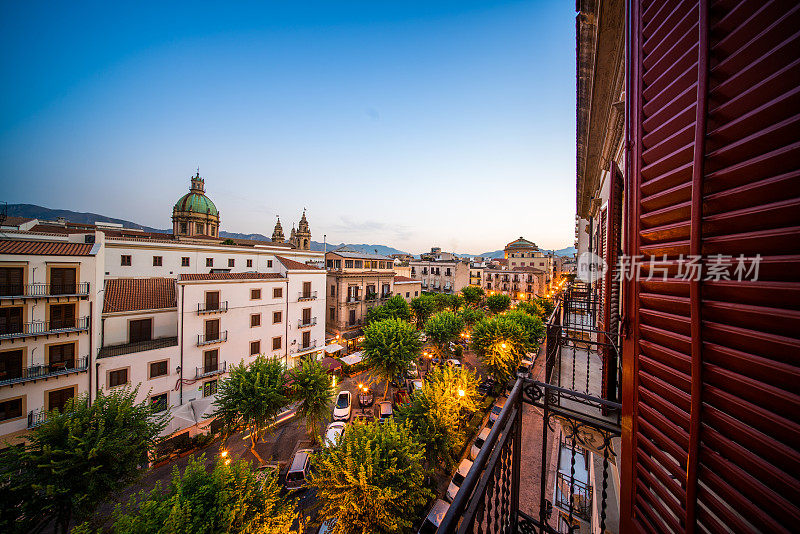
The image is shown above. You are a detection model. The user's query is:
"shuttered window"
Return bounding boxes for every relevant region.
[624,1,800,532]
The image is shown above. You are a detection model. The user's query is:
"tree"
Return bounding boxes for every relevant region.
[502,310,546,351]
[461,285,485,307]
[212,355,288,462]
[310,420,432,534]
[410,294,437,328]
[517,300,546,320]
[433,292,463,312]
[459,306,486,329]
[290,356,335,444]
[471,316,528,385]
[362,318,422,398]
[106,455,300,534]
[396,365,480,469]
[0,387,168,534]
[424,311,465,358]
[365,295,412,325]
[486,293,511,314]
[535,296,555,317]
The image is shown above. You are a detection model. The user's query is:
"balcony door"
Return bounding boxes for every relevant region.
[48,387,75,413]
[48,343,75,369]
[205,319,220,341]
[203,349,218,373]
[0,350,23,380]
[348,310,356,326]
[50,267,76,295]
[302,331,311,349]
[0,307,23,335]
[129,318,152,343]
[50,304,76,330]
[302,281,312,299]
[0,267,23,296]
[205,291,220,311]
[302,308,311,325]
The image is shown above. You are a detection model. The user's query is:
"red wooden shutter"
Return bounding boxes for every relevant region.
[624,1,800,532]
[603,163,623,403]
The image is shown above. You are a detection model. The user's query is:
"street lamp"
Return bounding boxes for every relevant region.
[458,389,465,397]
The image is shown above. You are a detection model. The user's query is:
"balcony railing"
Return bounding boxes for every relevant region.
[0,316,90,340]
[346,296,361,303]
[0,282,90,299]
[198,301,228,314]
[380,292,392,300]
[298,291,318,301]
[195,360,226,379]
[98,336,178,358]
[438,284,621,534]
[0,356,89,386]
[298,317,317,328]
[291,339,318,354]
[197,330,228,346]
[27,398,88,429]
[365,293,378,302]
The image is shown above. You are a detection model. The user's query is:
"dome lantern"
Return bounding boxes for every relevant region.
[172,172,220,238]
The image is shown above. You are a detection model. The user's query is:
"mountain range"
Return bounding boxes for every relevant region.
[5,204,575,258]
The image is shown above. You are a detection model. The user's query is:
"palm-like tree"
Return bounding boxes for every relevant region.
[290,356,335,443]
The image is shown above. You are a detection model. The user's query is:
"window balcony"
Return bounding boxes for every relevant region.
[0,282,90,300]
[298,291,318,301]
[98,336,178,358]
[197,331,228,346]
[0,356,89,387]
[380,292,392,300]
[195,360,227,379]
[28,408,50,429]
[197,301,228,314]
[291,339,318,354]
[346,296,361,304]
[298,317,317,328]
[0,316,90,341]
[364,293,378,302]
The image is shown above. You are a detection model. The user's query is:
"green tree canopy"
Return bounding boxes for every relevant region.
[471,316,528,384]
[290,356,335,443]
[502,310,546,351]
[461,285,485,307]
[410,294,437,327]
[424,311,465,357]
[212,355,288,460]
[396,365,480,469]
[0,387,168,534]
[433,292,464,312]
[362,318,422,398]
[365,295,413,325]
[516,300,546,320]
[106,455,300,534]
[486,293,512,314]
[459,306,486,329]
[534,296,555,317]
[310,420,432,534]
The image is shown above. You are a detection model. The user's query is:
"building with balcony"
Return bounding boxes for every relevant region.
[409,251,470,295]
[392,275,421,302]
[325,247,395,352]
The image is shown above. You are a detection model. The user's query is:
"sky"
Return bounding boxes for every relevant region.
[0,0,576,255]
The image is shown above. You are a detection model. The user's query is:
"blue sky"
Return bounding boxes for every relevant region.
[0,0,576,254]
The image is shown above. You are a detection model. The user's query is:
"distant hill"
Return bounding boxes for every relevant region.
[5,204,573,258]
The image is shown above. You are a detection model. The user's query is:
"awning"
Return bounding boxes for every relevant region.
[319,357,343,372]
[340,351,363,366]
[341,329,363,340]
[324,343,344,353]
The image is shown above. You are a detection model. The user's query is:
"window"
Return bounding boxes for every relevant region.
[0,350,23,380]
[48,387,75,412]
[203,349,218,372]
[50,267,76,294]
[210,227,216,236]
[48,343,75,368]
[206,258,213,267]
[204,319,220,341]
[179,222,188,234]
[0,398,22,421]
[302,331,311,348]
[345,260,354,268]
[150,393,168,412]
[196,222,204,234]
[246,259,253,268]
[205,291,220,310]
[272,337,282,351]
[415,291,419,296]
[228,258,235,267]
[251,314,261,327]
[267,260,273,268]
[349,309,356,325]
[0,307,23,335]
[302,281,312,298]
[181,257,190,267]
[251,289,261,300]
[273,311,282,324]
[109,369,128,388]
[50,303,76,329]
[153,256,163,266]
[302,308,312,324]
[129,318,152,343]
[354,260,363,268]
[250,341,261,355]
[331,284,336,296]
[379,262,385,269]
[0,267,24,295]
[330,307,335,320]
[273,287,282,298]
[149,360,168,378]
[203,380,217,397]
[121,255,131,266]
[406,292,410,297]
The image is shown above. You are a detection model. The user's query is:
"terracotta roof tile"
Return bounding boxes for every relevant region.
[275,255,322,270]
[104,278,176,313]
[0,239,94,256]
[393,276,417,283]
[179,272,284,281]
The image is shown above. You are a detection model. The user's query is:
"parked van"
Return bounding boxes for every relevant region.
[285,448,314,490]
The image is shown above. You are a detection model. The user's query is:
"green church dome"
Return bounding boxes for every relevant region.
[174,192,218,216]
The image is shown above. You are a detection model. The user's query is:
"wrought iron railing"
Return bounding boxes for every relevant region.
[98,336,178,358]
[298,317,317,328]
[291,339,318,354]
[0,282,90,298]
[0,316,90,339]
[298,291,318,301]
[0,356,89,386]
[195,361,226,379]
[197,301,228,314]
[437,283,621,534]
[197,331,227,346]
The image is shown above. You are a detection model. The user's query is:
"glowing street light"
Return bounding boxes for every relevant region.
[501,343,507,349]
[458,389,465,397]
[220,450,228,458]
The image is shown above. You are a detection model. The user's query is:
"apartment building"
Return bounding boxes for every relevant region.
[392,276,421,302]
[481,264,544,301]
[469,262,485,287]
[409,249,470,294]
[325,247,395,352]
[504,237,553,285]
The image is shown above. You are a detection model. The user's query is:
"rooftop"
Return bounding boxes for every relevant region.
[104,278,176,313]
[327,246,392,261]
[0,239,95,256]
[179,272,285,281]
[275,255,322,271]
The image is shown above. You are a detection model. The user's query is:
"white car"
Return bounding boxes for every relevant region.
[446,458,474,502]
[324,421,346,447]
[487,398,506,428]
[378,400,393,422]
[446,358,462,368]
[332,391,352,421]
[470,427,491,460]
[417,499,450,533]
[517,357,533,378]
[410,379,424,393]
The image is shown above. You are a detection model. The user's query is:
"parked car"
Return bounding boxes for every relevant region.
[332,391,352,421]
[477,378,496,396]
[487,398,506,428]
[405,361,420,379]
[285,449,314,490]
[517,357,533,378]
[446,358,462,368]
[324,421,346,447]
[378,400,394,422]
[417,499,450,533]
[470,427,491,460]
[446,458,474,502]
[409,378,424,394]
[351,410,375,424]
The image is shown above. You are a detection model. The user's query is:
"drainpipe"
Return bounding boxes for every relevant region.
[88,301,93,405]
[179,284,184,405]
